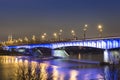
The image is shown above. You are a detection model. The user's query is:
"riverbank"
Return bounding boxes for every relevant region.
[0,49,26,56]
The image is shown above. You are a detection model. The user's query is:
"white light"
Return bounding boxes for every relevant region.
[104,50,109,62]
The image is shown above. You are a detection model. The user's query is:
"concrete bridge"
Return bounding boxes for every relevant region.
[3,37,120,63]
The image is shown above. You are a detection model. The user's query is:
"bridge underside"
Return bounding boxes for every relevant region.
[56,46,104,62]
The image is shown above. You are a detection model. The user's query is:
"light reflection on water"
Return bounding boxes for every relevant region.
[0,56,119,80]
[69,70,78,80]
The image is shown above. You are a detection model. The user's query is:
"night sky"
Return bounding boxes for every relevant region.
[0,0,120,41]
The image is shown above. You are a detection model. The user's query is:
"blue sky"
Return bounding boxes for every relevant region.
[0,0,120,41]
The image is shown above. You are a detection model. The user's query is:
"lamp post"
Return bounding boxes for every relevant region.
[53,32,57,41]
[40,33,47,41]
[71,30,76,40]
[41,33,47,41]
[41,35,45,41]
[58,29,63,41]
[43,33,47,36]
[97,25,103,38]
[83,24,88,40]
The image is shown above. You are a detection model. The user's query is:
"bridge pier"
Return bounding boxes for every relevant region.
[104,49,110,63]
[104,49,120,64]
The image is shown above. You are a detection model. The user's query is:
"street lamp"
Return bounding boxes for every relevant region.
[59,29,63,41]
[43,33,47,36]
[53,32,57,41]
[71,30,76,40]
[83,24,88,40]
[97,25,103,38]
[41,33,47,41]
[41,35,45,41]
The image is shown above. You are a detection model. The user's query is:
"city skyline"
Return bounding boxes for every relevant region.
[0,0,120,41]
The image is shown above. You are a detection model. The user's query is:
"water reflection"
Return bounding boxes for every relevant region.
[104,65,120,80]
[0,56,18,64]
[69,52,103,62]
[0,56,119,80]
[78,53,81,59]
[16,60,50,80]
[69,70,78,80]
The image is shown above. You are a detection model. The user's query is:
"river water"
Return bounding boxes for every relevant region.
[0,56,119,80]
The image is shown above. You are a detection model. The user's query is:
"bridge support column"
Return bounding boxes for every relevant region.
[104,49,111,63]
[104,49,120,64]
[51,49,69,58]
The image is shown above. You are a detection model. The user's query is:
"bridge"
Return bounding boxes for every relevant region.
[3,37,120,63]
[5,37,120,49]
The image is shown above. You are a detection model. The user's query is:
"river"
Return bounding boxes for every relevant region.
[0,56,119,80]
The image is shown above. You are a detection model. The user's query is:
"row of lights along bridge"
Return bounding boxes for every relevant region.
[1,25,103,46]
